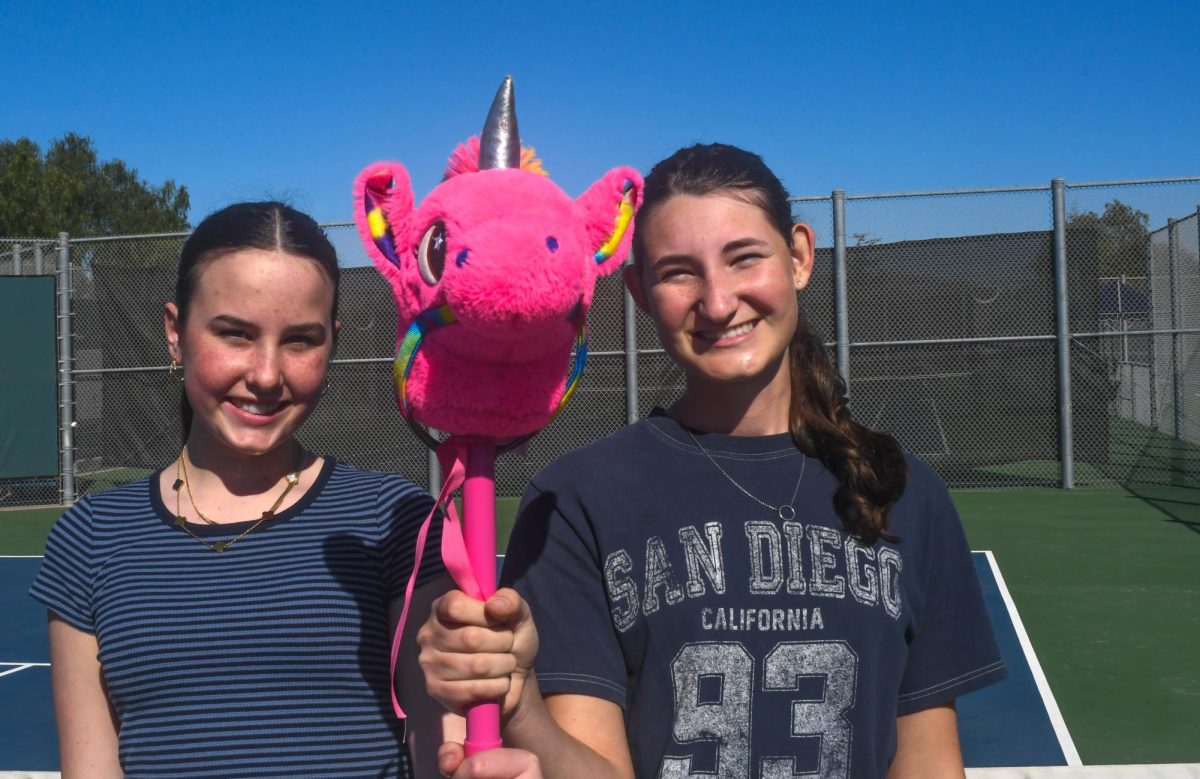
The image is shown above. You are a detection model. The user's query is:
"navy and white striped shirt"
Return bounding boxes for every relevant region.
[31,457,444,778]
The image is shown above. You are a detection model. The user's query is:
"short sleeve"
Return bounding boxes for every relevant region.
[500,480,629,707]
[29,498,97,633]
[377,476,446,600]
[896,484,1007,714]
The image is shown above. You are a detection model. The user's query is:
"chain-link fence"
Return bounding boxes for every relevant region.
[3,177,1198,508]
[1077,186,1200,489]
[0,238,57,277]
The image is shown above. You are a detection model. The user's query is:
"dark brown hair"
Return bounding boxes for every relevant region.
[174,201,340,437]
[633,143,906,544]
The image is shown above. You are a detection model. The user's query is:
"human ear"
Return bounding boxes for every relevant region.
[164,302,182,361]
[790,223,816,291]
[623,263,651,313]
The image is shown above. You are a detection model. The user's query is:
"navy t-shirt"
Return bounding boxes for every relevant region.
[501,412,1005,778]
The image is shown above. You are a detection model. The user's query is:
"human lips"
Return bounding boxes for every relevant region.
[694,320,758,344]
[226,398,289,421]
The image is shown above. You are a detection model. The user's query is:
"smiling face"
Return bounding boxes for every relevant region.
[165,249,337,460]
[628,193,813,398]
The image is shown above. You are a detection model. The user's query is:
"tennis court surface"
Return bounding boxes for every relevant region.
[3,483,1198,777]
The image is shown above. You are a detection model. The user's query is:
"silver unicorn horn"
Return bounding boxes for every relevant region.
[479,75,521,170]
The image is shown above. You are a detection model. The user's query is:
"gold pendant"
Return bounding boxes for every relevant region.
[212,541,228,552]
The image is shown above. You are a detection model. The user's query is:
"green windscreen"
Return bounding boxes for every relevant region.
[0,277,58,478]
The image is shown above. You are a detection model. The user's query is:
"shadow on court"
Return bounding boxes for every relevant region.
[1121,483,1200,535]
[1105,417,1200,535]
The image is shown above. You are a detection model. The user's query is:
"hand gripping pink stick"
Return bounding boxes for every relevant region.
[463,441,502,755]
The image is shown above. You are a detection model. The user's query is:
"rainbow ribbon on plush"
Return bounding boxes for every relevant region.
[353,77,641,755]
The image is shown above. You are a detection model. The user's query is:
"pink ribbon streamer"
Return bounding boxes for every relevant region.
[388,438,489,718]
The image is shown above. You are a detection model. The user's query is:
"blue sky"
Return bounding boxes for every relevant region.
[3,0,1198,243]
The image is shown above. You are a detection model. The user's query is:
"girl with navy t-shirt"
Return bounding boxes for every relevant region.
[418,144,1006,778]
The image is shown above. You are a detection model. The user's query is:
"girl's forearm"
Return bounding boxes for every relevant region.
[501,676,633,779]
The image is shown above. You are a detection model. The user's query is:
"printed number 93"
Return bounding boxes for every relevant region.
[659,640,858,779]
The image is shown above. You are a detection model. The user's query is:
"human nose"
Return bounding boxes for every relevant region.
[246,346,283,392]
[697,272,737,321]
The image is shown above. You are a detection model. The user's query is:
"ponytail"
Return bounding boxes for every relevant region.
[788,314,906,543]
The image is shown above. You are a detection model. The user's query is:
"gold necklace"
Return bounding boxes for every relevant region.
[683,427,806,521]
[177,452,217,524]
[172,451,304,552]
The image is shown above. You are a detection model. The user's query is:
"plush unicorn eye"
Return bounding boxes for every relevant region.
[417,221,448,285]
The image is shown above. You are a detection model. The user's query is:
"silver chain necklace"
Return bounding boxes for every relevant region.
[683,427,807,521]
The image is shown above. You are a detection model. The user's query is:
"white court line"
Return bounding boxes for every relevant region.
[0,662,50,666]
[0,663,49,678]
[981,550,1082,766]
[0,555,43,558]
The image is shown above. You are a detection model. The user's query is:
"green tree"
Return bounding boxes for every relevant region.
[1067,199,1151,278]
[0,132,189,237]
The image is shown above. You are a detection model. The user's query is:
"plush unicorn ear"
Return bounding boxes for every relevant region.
[575,166,643,276]
[352,162,414,282]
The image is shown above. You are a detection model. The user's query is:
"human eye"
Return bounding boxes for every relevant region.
[732,251,766,266]
[284,327,326,349]
[220,328,250,341]
[285,334,320,349]
[653,263,694,284]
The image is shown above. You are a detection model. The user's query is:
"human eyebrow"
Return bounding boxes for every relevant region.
[650,252,696,266]
[284,323,328,339]
[722,237,771,254]
[210,315,257,331]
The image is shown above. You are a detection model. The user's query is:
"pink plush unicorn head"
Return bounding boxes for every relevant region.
[353,78,642,442]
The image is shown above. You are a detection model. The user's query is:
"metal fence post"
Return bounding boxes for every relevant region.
[1168,217,1184,439]
[624,284,639,424]
[34,243,44,275]
[57,232,77,504]
[832,190,850,391]
[1052,180,1074,488]
[1118,274,1130,364]
[13,244,21,275]
[428,448,441,496]
[1145,230,1159,430]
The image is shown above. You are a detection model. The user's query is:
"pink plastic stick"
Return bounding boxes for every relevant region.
[463,441,502,755]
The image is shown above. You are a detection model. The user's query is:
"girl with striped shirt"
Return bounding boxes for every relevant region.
[32,202,541,779]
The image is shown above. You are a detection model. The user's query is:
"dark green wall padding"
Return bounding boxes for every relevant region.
[0,277,57,479]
